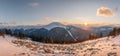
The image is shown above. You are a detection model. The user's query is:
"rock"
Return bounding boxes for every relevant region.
[44,48,54,53]
[107,52,117,56]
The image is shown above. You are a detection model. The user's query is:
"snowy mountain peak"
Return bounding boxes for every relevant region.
[43,22,66,30]
[48,22,64,26]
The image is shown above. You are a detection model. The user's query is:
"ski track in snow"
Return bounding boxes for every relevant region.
[66,30,77,41]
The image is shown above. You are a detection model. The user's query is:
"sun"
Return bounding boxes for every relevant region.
[84,22,88,26]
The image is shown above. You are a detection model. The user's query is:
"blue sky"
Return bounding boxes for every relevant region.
[0,0,120,25]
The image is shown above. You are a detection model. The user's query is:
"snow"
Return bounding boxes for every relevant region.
[0,35,120,56]
[0,35,27,56]
[43,22,77,41]
[66,29,77,41]
[43,22,66,30]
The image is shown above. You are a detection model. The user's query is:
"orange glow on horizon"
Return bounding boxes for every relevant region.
[84,22,88,26]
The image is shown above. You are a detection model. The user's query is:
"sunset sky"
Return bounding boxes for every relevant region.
[0,0,120,25]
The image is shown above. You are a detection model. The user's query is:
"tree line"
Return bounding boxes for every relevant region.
[0,27,120,44]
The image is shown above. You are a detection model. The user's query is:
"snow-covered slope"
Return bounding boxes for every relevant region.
[0,35,28,56]
[0,35,120,56]
[43,22,66,30]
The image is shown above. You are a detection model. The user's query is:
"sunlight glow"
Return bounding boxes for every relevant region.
[84,22,88,26]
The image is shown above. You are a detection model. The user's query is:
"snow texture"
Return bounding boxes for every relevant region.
[0,35,120,56]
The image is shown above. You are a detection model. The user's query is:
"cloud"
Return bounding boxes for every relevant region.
[0,23,7,24]
[0,22,8,25]
[97,7,115,17]
[10,21,16,25]
[29,2,39,7]
[43,17,60,22]
[0,21,17,26]
[36,23,42,26]
[43,17,50,21]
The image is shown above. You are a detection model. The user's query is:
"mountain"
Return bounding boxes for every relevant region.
[43,22,66,30]
[1,22,120,43]
[89,25,119,37]
[48,27,74,43]
[39,22,91,43]
[29,28,49,42]
[68,25,91,41]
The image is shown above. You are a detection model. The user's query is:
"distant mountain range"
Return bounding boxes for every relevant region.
[0,22,120,43]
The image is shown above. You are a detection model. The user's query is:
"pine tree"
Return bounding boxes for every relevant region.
[100,32,103,37]
[89,33,97,40]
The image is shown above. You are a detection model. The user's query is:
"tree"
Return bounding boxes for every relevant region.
[108,28,120,38]
[89,33,97,40]
[0,30,5,38]
[99,32,103,37]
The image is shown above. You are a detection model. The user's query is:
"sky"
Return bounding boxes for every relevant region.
[0,0,120,25]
